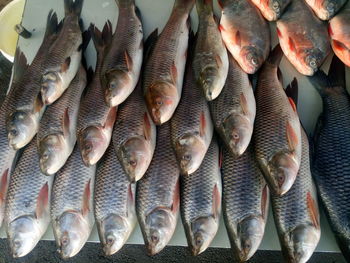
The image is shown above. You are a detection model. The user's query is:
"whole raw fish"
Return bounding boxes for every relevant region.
[276,0,330,76]
[250,0,291,21]
[143,0,195,125]
[209,53,255,158]
[193,0,228,101]
[102,0,143,107]
[305,0,347,20]
[219,0,270,74]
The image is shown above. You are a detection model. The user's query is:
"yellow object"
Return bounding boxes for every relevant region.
[0,0,26,59]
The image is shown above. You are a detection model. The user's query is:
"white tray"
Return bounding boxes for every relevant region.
[1,0,349,254]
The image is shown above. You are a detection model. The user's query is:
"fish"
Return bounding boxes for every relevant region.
[304,0,347,20]
[308,55,350,259]
[171,37,213,176]
[77,23,117,167]
[209,53,255,159]
[276,0,330,76]
[250,0,291,21]
[40,0,83,105]
[5,11,61,150]
[94,143,136,256]
[328,0,350,67]
[102,0,143,107]
[37,66,86,175]
[254,45,302,196]
[180,137,221,256]
[222,143,269,262]
[136,122,180,256]
[51,144,96,259]
[193,0,229,101]
[4,137,53,258]
[143,0,195,125]
[219,0,270,74]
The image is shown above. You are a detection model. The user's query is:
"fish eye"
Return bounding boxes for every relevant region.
[84,144,92,152]
[156,100,163,106]
[272,1,280,10]
[151,234,159,243]
[129,160,137,166]
[232,132,239,140]
[10,129,18,136]
[182,155,191,161]
[42,153,49,160]
[106,235,115,245]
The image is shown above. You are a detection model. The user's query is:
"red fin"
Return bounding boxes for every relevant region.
[212,184,221,218]
[61,57,71,72]
[171,63,178,85]
[0,169,9,203]
[143,113,152,141]
[260,0,269,8]
[82,179,91,216]
[276,27,282,38]
[215,55,223,68]
[332,39,347,52]
[240,93,249,115]
[288,97,297,112]
[171,178,180,213]
[328,24,334,36]
[36,182,49,219]
[62,108,70,137]
[307,191,320,229]
[288,37,296,53]
[199,111,207,137]
[286,121,299,151]
[124,50,133,71]
[218,24,225,32]
[104,107,117,129]
[261,185,269,220]
[218,0,224,9]
[234,31,241,47]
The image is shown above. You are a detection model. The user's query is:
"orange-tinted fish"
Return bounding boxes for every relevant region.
[305,0,347,20]
[251,0,291,21]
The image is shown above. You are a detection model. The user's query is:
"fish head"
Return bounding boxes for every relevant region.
[104,69,132,107]
[41,71,63,105]
[268,151,299,195]
[8,216,41,258]
[284,224,320,262]
[39,133,67,175]
[189,216,218,256]
[144,208,176,256]
[239,46,264,74]
[118,137,152,182]
[99,214,131,256]
[299,49,324,76]
[145,81,178,125]
[268,0,283,20]
[236,215,265,262]
[175,133,206,175]
[199,66,221,100]
[56,211,89,259]
[79,126,108,166]
[7,110,37,150]
[321,0,338,19]
[222,114,251,158]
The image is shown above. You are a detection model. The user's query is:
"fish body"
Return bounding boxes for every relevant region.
[77,23,116,167]
[276,0,330,76]
[219,0,270,74]
[250,0,291,21]
[171,48,213,176]
[193,0,228,101]
[180,137,221,256]
[222,143,269,262]
[94,144,136,256]
[38,66,86,175]
[272,129,321,263]
[305,0,347,20]
[5,137,53,258]
[136,123,180,255]
[40,0,83,105]
[5,11,61,150]
[102,0,143,107]
[209,54,255,158]
[113,80,156,183]
[329,1,350,67]
[254,45,302,196]
[51,145,96,259]
[143,0,195,125]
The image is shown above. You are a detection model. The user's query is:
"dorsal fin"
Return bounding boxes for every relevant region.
[12,48,29,84]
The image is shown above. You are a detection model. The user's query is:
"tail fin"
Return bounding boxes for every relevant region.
[196,0,213,14]
[116,0,135,8]
[89,21,112,54]
[12,48,29,84]
[328,55,345,88]
[44,10,59,39]
[307,70,330,96]
[64,0,84,17]
[285,78,298,107]
[174,0,196,13]
[267,44,283,67]
[143,29,158,64]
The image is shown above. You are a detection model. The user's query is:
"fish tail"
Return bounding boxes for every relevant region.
[89,21,112,54]
[307,70,331,96]
[174,0,196,13]
[116,0,135,8]
[44,10,59,38]
[328,54,345,88]
[144,29,158,62]
[64,0,84,17]
[267,44,283,67]
[196,0,213,14]
[285,78,298,107]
